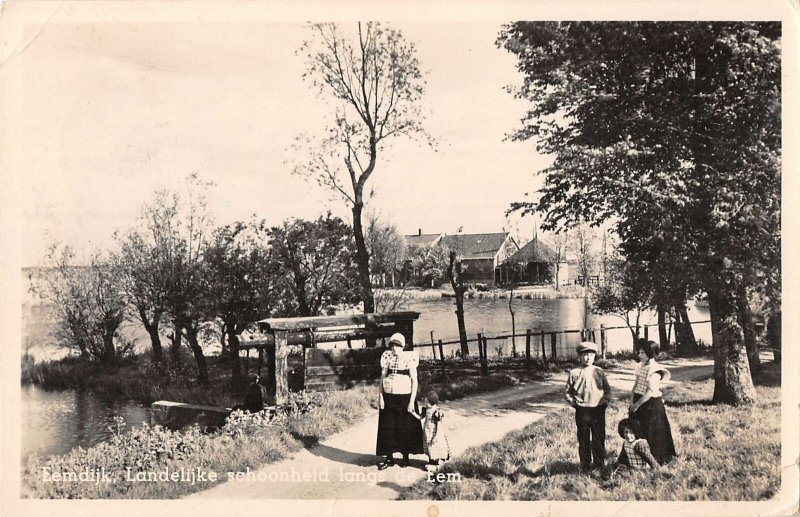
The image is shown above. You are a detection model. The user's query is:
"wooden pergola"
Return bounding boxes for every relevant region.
[238,312,421,404]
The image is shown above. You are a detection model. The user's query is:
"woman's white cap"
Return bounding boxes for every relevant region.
[388,333,406,347]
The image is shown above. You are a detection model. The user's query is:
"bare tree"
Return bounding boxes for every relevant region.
[294,22,434,315]
[544,232,570,290]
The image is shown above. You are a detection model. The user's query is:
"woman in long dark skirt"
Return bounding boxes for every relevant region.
[376,333,424,469]
[628,339,677,465]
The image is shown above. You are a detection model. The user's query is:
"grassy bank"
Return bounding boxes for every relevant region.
[402,361,780,501]
[22,385,376,499]
[22,351,252,407]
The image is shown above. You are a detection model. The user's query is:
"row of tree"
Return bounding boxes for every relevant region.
[33,176,376,384]
[498,22,781,404]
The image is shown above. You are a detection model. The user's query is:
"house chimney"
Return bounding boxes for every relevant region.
[418,228,422,236]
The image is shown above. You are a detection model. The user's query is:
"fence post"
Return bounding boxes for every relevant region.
[644,325,649,341]
[430,331,437,361]
[540,330,547,362]
[478,330,488,375]
[482,334,489,375]
[600,324,607,361]
[551,332,557,359]
[525,329,531,367]
[438,339,445,377]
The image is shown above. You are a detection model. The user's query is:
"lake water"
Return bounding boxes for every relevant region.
[409,297,711,359]
[21,385,150,461]
[21,296,711,460]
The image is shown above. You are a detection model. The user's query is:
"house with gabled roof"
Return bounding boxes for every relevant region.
[440,231,519,286]
[400,230,445,286]
[405,230,444,249]
[500,236,570,286]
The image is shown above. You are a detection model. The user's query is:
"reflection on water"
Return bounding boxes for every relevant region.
[21,385,150,460]
[408,297,711,358]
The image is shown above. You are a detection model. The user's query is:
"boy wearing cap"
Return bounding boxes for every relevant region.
[565,341,611,472]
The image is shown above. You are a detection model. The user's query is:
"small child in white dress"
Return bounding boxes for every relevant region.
[413,389,451,471]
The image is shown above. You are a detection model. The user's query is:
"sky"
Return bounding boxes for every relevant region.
[8,11,552,267]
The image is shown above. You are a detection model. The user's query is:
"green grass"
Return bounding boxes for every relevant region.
[402,362,781,501]
[22,385,376,499]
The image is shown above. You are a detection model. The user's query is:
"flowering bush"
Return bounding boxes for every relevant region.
[221,409,281,438]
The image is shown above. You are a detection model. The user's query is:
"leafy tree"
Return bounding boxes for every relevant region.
[365,215,407,288]
[158,175,217,384]
[499,22,780,404]
[269,214,361,317]
[294,22,434,315]
[591,257,653,347]
[113,190,183,363]
[205,219,284,383]
[33,246,128,363]
[408,244,449,288]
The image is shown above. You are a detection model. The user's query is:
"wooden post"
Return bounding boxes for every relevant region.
[644,325,649,341]
[525,329,532,367]
[257,348,264,377]
[477,333,484,364]
[430,331,437,361]
[266,344,276,401]
[275,330,289,406]
[600,324,607,361]
[438,339,445,377]
[479,329,488,375]
[245,348,250,376]
[540,330,547,362]
[551,332,557,359]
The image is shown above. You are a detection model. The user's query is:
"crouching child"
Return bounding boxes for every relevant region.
[616,418,660,470]
[565,341,611,472]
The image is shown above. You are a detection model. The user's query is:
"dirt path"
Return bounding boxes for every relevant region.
[186,357,713,500]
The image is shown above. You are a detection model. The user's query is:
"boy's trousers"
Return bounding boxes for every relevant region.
[575,405,607,470]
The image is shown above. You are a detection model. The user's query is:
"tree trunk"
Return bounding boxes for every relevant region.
[185,326,210,385]
[674,302,697,355]
[657,304,669,351]
[736,283,760,376]
[226,321,242,383]
[102,333,116,362]
[352,202,375,314]
[509,290,517,357]
[146,326,163,362]
[169,325,182,363]
[219,326,227,355]
[553,263,560,290]
[708,288,757,405]
[140,309,163,363]
[448,251,469,357]
[766,311,781,365]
